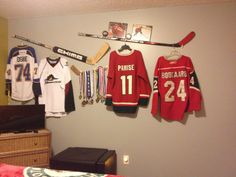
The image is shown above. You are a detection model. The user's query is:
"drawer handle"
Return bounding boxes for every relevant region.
[33,159,38,163]
[34,142,38,146]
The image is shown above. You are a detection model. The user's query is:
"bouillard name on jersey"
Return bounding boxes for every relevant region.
[161,70,187,79]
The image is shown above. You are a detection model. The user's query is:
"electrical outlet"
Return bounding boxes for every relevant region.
[123,155,129,165]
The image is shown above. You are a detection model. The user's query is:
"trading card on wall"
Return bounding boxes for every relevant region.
[131,24,152,41]
[108,22,128,38]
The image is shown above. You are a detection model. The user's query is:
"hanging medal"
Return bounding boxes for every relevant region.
[89,70,94,104]
[86,70,91,102]
[78,72,83,100]
[103,67,107,98]
[94,68,99,103]
[95,68,101,103]
[99,66,105,102]
[86,70,94,105]
[81,71,87,106]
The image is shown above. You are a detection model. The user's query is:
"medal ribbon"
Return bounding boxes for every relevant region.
[103,67,107,96]
[86,70,91,98]
[79,72,83,98]
[98,66,104,97]
[90,70,94,98]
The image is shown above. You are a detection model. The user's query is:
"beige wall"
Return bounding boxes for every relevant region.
[0,17,8,104]
[8,3,236,177]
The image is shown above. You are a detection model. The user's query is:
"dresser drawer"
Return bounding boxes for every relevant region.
[0,134,50,153]
[0,150,50,167]
[0,129,51,167]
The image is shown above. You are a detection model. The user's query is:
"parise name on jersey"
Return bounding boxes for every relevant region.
[117,64,135,71]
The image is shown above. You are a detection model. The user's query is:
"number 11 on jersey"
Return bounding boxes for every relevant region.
[120,75,132,95]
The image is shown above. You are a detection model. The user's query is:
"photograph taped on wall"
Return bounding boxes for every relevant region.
[108,22,128,38]
[131,24,152,41]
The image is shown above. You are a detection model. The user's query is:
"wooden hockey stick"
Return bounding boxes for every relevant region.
[70,65,81,75]
[86,42,110,65]
[12,35,110,65]
[78,31,196,47]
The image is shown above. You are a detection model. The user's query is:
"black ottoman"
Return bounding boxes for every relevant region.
[50,147,117,174]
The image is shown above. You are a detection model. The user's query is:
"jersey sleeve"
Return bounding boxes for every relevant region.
[63,59,75,113]
[105,52,115,106]
[4,48,16,96]
[32,58,46,102]
[187,59,202,111]
[151,58,160,116]
[137,51,151,106]
[5,64,12,96]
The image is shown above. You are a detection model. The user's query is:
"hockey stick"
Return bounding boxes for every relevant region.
[86,42,110,65]
[70,65,81,76]
[12,35,110,65]
[78,31,196,47]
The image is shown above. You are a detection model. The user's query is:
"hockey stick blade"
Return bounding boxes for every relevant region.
[86,42,110,65]
[177,31,196,47]
[70,65,81,76]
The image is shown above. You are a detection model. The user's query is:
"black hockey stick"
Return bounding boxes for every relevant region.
[12,35,110,65]
[78,31,196,47]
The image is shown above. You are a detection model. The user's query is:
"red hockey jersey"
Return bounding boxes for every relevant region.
[151,55,201,120]
[105,50,151,113]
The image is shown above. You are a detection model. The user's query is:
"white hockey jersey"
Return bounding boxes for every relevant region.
[5,45,38,101]
[33,57,75,117]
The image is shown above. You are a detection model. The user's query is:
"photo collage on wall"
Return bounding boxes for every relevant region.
[108,21,152,41]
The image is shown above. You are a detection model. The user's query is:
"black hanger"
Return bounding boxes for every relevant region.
[118,43,132,52]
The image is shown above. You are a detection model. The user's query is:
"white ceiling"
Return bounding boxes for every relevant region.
[0,0,235,19]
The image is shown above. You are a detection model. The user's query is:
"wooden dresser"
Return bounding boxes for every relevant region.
[0,129,51,167]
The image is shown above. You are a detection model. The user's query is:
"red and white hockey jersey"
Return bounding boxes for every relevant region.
[105,50,151,113]
[5,45,38,101]
[151,55,201,120]
[33,57,75,117]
